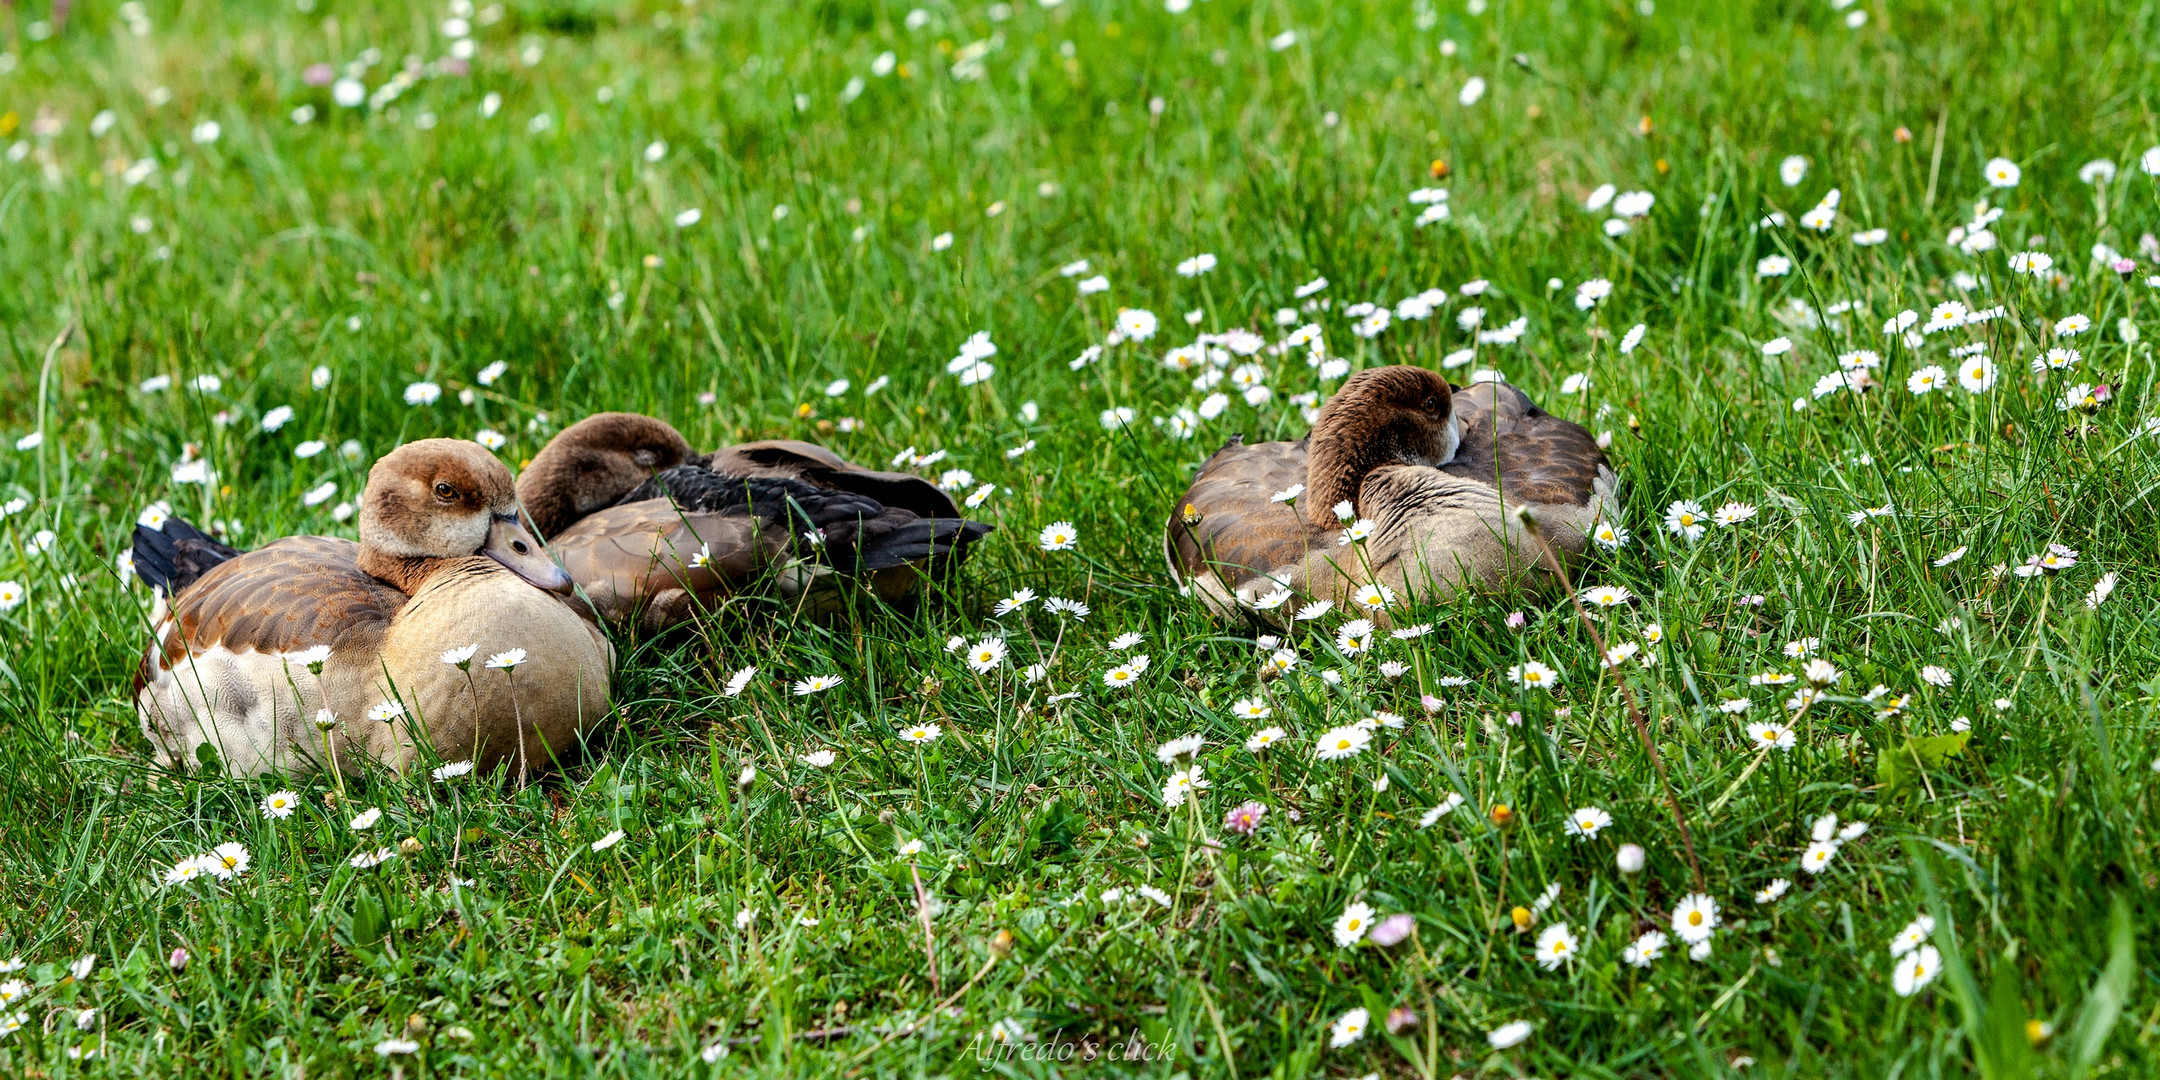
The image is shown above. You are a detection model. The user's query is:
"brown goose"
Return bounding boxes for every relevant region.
[132,439,613,778]
[1165,365,1619,626]
[516,413,992,631]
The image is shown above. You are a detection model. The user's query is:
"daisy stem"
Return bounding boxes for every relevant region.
[1705,745,1772,818]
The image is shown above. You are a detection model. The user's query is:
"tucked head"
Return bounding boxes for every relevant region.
[516,412,694,537]
[360,439,571,593]
[1304,366,1458,525]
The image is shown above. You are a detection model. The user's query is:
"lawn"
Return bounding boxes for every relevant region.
[3,0,2160,1074]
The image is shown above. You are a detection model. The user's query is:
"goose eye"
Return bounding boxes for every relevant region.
[1421,396,1441,413]
[511,539,530,554]
[433,482,457,500]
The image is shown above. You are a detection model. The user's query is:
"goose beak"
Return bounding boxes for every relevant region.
[483,515,573,593]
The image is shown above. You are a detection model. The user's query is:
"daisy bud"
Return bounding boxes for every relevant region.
[1616,843,1646,874]
[990,928,1015,959]
[399,836,422,856]
[167,947,190,971]
[1510,905,1533,931]
[1490,803,1515,829]
[1386,1006,1419,1035]
[1370,913,1417,948]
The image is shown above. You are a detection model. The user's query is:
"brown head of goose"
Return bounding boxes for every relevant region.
[516,412,993,631]
[1165,364,1619,626]
[133,438,613,777]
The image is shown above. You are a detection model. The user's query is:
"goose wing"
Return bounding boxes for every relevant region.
[1443,381,1619,550]
[1165,437,1350,619]
[145,535,405,670]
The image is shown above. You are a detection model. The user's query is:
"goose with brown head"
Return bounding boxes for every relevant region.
[1165,365,1619,628]
[132,439,613,779]
[519,413,993,633]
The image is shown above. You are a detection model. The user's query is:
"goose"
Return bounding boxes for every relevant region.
[516,412,993,631]
[1165,365,1619,627]
[132,439,613,778]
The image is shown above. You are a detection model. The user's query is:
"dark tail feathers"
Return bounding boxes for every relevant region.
[852,517,993,576]
[132,515,242,596]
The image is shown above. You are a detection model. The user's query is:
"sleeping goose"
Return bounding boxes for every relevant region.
[1165,365,1619,627]
[132,439,613,778]
[517,412,993,631]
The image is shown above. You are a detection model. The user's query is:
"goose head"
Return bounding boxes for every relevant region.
[1303,365,1459,527]
[516,412,694,537]
[358,438,572,594]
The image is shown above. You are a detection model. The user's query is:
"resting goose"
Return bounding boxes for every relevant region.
[517,413,993,631]
[133,439,613,778]
[1165,365,1619,627]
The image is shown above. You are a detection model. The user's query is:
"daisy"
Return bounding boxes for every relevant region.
[723,667,758,696]
[1603,641,1641,668]
[1713,502,1757,526]
[2035,346,2081,372]
[1783,637,1820,658]
[1933,546,1968,568]
[991,588,1037,616]
[1982,157,2021,188]
[484,649,526,670]
[1223,800,1266,835]
[431,761,473,781]
[1244,726,1287,752]
[1623,929,1667,968]
[1037,521,1078,551]
[1155,734,1204,763]
[1487,1019,1533,1048]
[1919,665,1952,688]
[2008,250,2053,275]
[1746,721,1796,750]
[964,637,1008,673]
[1563,806,1611,840]
[1333,900,1375,946]
[1334,619,1375,655]
[1664,500,1707,542]
[1591,519,1629,550]
[1350,582,1394,610]
[1893,945,1942,996]
[1295,600,1334,621]
[1755,255,1792,278]
[365,700,408,724]
[1161,768,1207,807]
[899,722,942,744]
[1314,724,1373,760]
[161,855,205,887]
[1957,358,1996,393]
[1230,697,1272,720]
[1419,793,1466,826]
[1043,597,1091,619]
[1108,631,1144,651]
[1534,922,1580,971]
[195,844,246,881]
[1103,661,1144,689]
[1506,660,1559,690]
[591,830,626,852]
[1619,323,1647,353]
[1719,698,1752,714]
[1907,365,1948,395]
[1761,336,1793,356]
[1264,649,1298,675]
[793,674,844,695]
[1800,839,1841,874]
[1671,893,1720,943]
[261,790,300,819]
[349,807,383,830]
[1890,914,1935,956]
[1329,1007,1370,1048]
[2055,313,2091,336]
[1755,879,1791,904]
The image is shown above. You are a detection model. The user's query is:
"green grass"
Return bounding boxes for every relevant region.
[4,0,2160,1074]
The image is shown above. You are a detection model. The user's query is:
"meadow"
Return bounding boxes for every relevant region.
[3,0,2160,1074]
